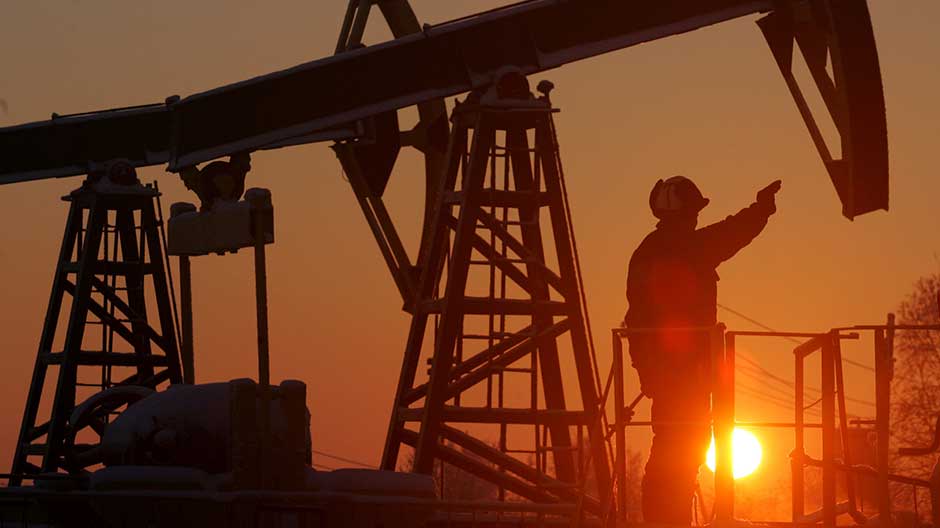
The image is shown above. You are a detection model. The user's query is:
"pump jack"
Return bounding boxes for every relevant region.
[0,0,890,524]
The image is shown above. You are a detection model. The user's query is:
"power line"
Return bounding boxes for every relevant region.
[735,347,876,410]
[737,356,820,394]
[718,303,876,372]
[738,350,875,406]
[312,449,376,469]
[736,379,804,408]
[737,359,875,408]
[736,345,876,407]
[737,384,821,417]
[737,368,812,402]
[736,382,820,416]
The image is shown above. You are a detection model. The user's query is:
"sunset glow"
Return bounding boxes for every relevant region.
[706,428,763,479]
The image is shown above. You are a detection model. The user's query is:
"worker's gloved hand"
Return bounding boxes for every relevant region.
[756,179,782,213]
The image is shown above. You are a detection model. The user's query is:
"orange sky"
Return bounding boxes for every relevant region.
[1,0,938,514]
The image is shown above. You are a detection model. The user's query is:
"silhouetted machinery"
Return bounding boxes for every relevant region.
[0,0,890,526]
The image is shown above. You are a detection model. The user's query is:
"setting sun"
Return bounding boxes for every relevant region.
[706,428,763,479]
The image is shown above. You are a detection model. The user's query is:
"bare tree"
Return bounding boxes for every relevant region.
[890,272,940,516]
[892,273,940,475]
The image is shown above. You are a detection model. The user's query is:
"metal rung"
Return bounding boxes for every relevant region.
[493,146,538,153]
[461,332,536,340]
[494,367,535,374]
[44,351,171,367]
[64,261,156,275]
[482,188,540,195]
[496,220,539,226]
[444,189,549,208]
[469,258,533,265]
[423,297,567,316]
[85,318,135,325]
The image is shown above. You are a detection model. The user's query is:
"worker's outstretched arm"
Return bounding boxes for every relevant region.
[697,180,781,266]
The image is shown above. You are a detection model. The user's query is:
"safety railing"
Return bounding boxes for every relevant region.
[611,319,940,527]
[791,320,940,528]
[611,325,729,523]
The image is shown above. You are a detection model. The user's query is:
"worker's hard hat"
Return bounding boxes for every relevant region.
[648,176,710,219]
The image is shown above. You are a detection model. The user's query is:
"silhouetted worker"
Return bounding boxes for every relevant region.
[624,176,781,524]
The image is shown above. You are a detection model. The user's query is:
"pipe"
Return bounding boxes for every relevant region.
[178,255,195,384]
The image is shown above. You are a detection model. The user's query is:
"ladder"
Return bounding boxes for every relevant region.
[10,181,182,483]
[377,78,611,513]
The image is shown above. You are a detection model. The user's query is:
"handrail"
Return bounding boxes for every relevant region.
[611,324,728,522]
[791,332,859,358]
[611,320,940,526]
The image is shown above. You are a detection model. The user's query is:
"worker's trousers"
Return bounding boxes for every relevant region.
[642,386,711,525]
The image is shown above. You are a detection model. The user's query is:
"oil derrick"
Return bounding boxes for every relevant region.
[11,164,182,483]
[378,76,611,511]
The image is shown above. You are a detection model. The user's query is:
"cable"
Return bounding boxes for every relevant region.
[803,396,823,411]
[736,379,804,408]
[736,383,821,416]
[737,360,875,408]
[736,381,801,409]
[312,449,376,469]
[718,303,875,372]
[737,354,818,392]
[738,362,818,397]
[550,114,602,394]
[737,368,811,403]
[736,349,876,407]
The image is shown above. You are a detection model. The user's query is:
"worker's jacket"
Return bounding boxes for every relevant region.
[624,201,774,397]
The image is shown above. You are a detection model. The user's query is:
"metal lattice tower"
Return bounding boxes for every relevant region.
[378,83,612,512]
[10,182,182,483]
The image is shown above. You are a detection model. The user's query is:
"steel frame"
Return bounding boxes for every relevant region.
[791,321,940,527]
[0,1,889,227]
[611,325,733,523]
[758,0,888,219]
[611,321,940,526]
[376,92,611,514]
[10,184,182,484]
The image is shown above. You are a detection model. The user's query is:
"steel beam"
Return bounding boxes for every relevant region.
[0,0,888,223]
[821,335,837,528]
[412,114,493,474]
[2,0,773,183]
